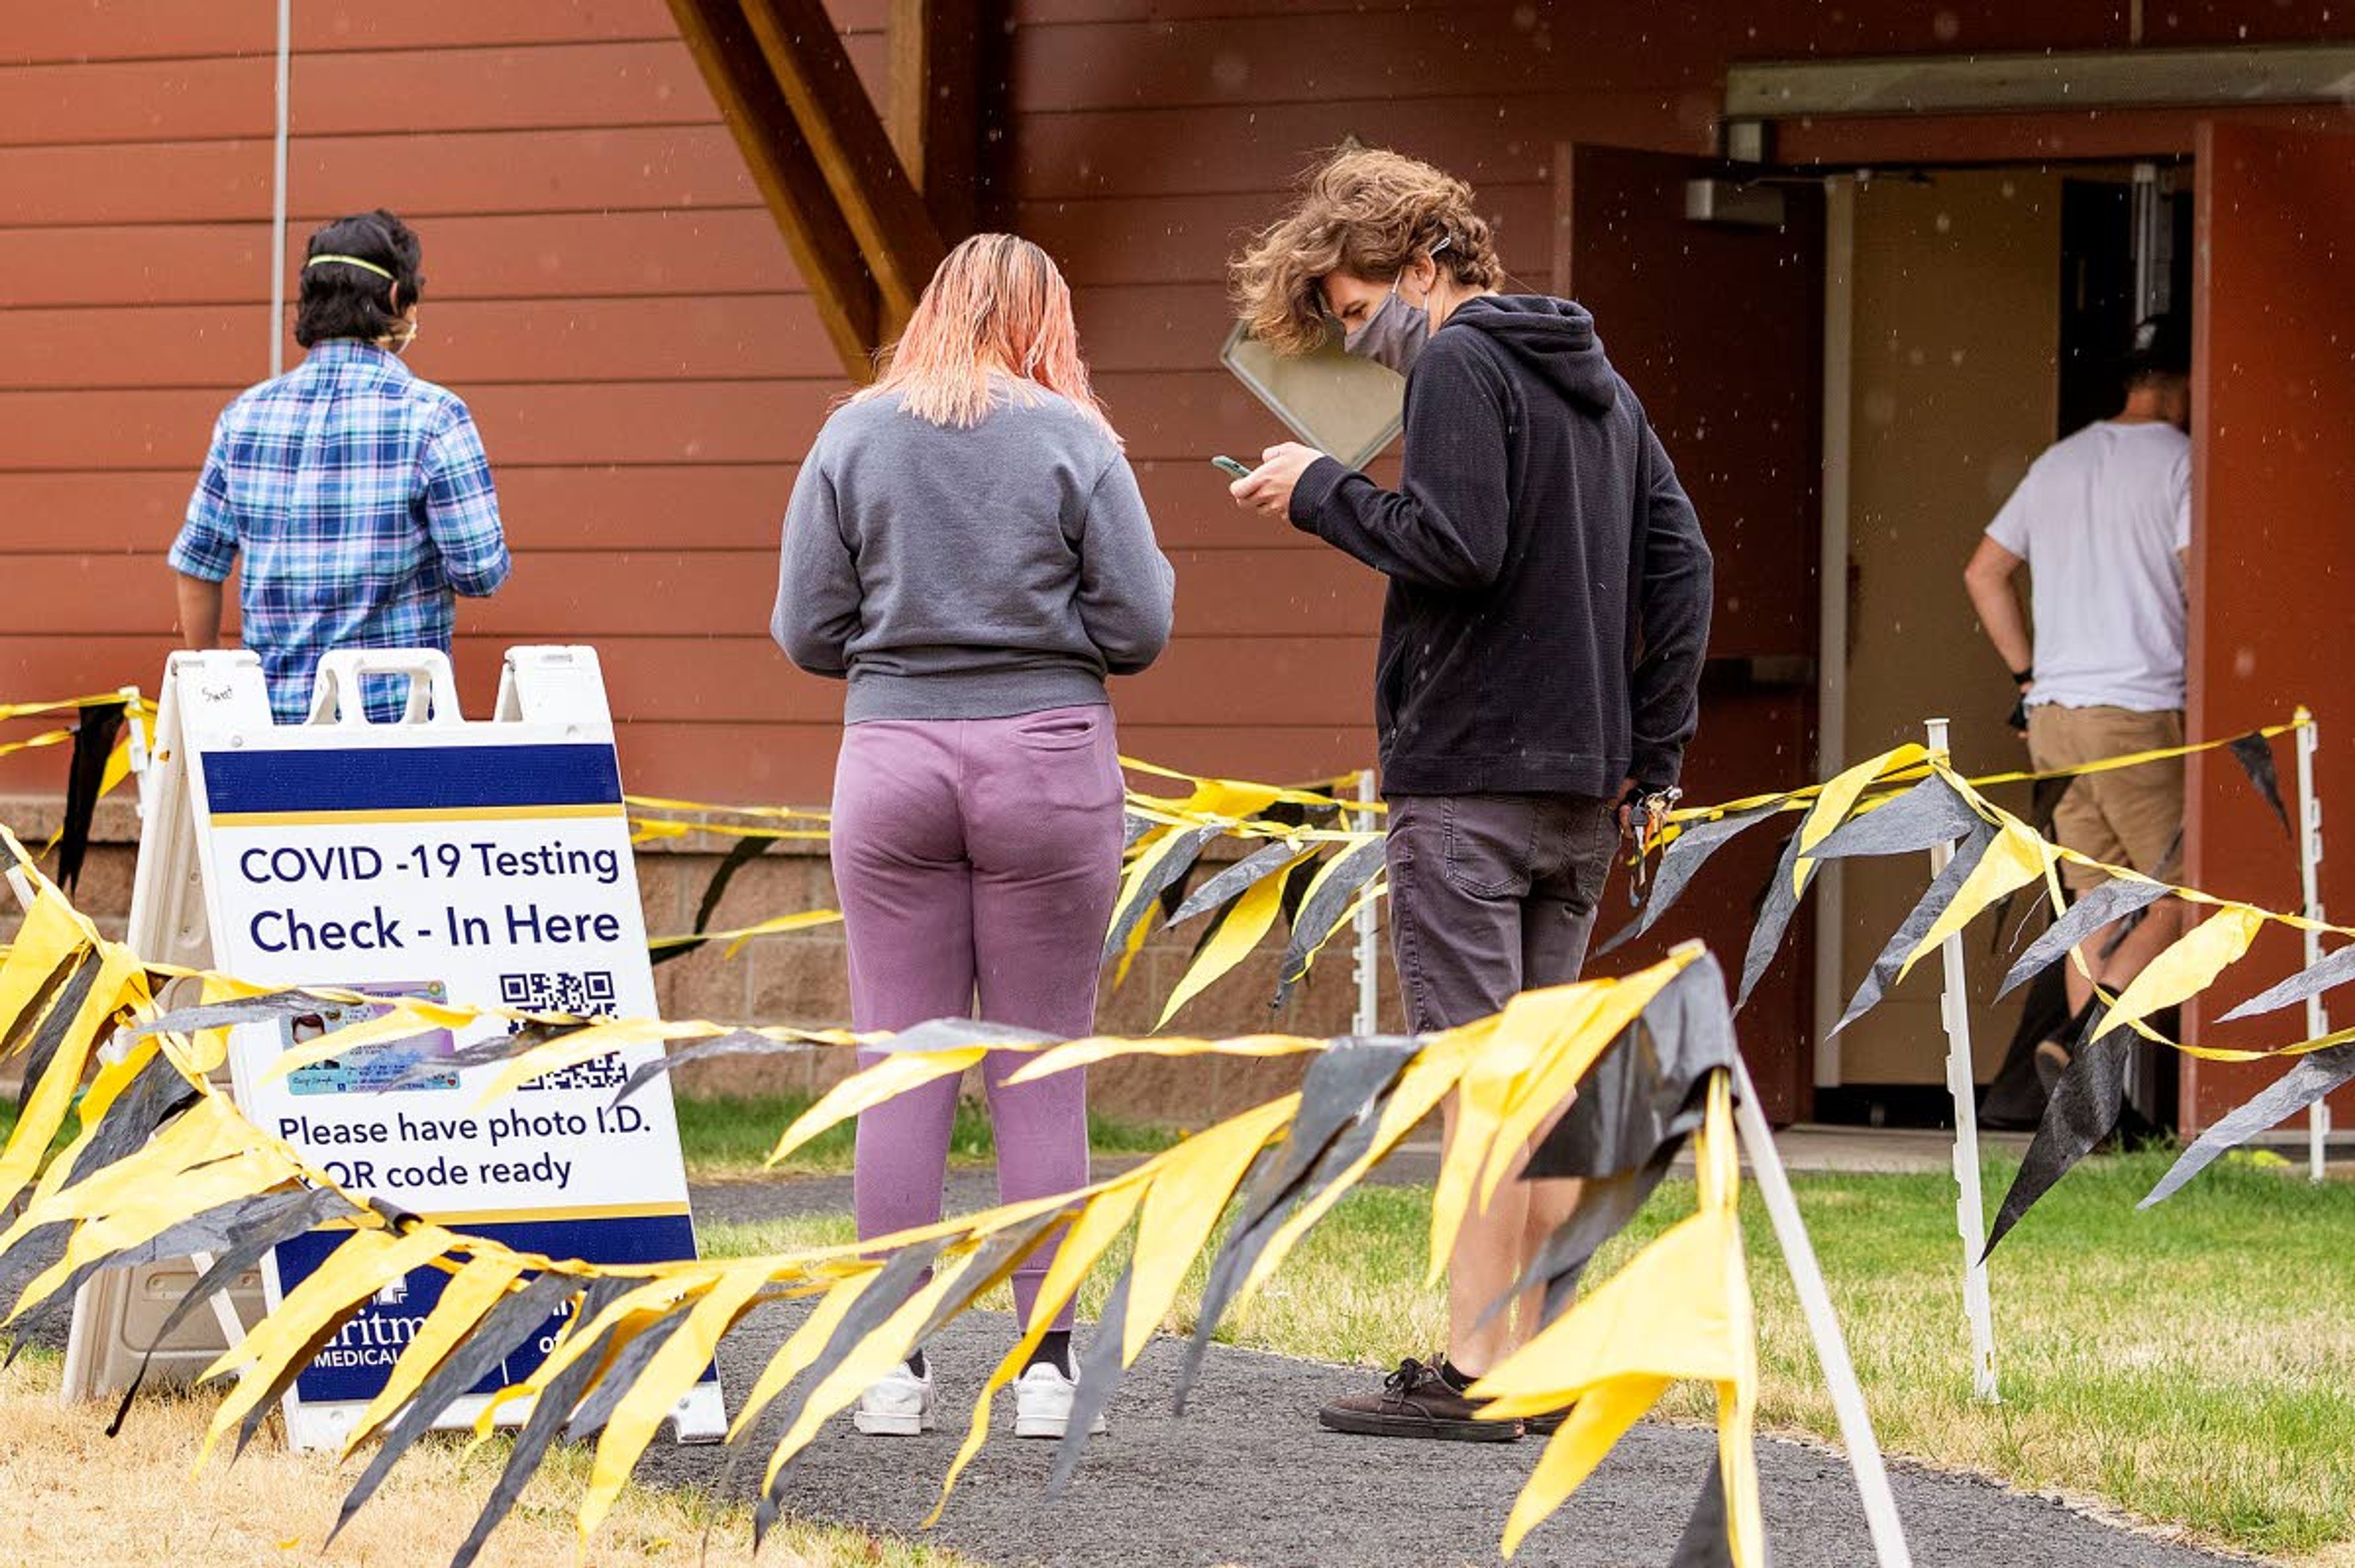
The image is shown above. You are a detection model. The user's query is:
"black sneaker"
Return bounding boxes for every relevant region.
[1317,1356,1522,1442]
[1524,1404,1576,1437]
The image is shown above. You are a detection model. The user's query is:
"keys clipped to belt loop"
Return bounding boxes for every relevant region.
[1624,785,1682,908]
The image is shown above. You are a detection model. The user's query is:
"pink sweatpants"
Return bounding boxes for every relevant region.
[829,705,1125,1329]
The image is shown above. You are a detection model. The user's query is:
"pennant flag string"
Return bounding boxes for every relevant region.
[1,822,1780,1565]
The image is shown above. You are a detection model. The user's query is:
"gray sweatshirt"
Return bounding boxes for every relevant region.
[772,384,1176,722]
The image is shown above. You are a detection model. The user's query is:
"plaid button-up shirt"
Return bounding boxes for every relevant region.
[168,340,511,723]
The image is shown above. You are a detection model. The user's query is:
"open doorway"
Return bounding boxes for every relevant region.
[1819,160,2192,1126]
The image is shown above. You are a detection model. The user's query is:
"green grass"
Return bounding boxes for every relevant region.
[670,1091,1179,1180]
[702,1145,2355,1563]
[0,1099,74,1163]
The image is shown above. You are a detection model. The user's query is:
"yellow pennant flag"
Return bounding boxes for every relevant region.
[1472,1073,1760,1565]
[1123,1096,1298,1361]
[342,1254,529,1458]
[1156,855,1311,1028]
[581,1262,775,1540]
[1795,743,1930,890]
[768,1046,990,1164]
[199,1224,462,1466]
[1897,816,2054,983]
[2107,906,2268,1039]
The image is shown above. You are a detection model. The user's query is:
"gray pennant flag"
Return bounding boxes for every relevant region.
[1530,954,1736,1180]
[1735,830,1808,1012]
[2226,732,2294,838]
[911,1212,1070,1350]
[754,1239,950,1545]
[1598,803,1779,958]
[448,1275,643,1568]
[2142,1042,2355,1207]
[614,1030,813,1103]
[1047,1267,1131,1497]
[1995,876,2174,1001]
[1274,838,1387,1006]
[1668,1454,1739,1567]
[330,1269,583,1542]
[1169,839,1304,927]
[1809,775,1982,862]
[1103,825,1222,963]
[2219,942,2355,1023]
[1983,1014,2132,1259]
[1,949,83,1063]
[1173,1036,1421,1412]
[10,957,100,1119]
[1490,1155,1676,1338]
[129,990,329,1040]
[1832,822,1998,1035]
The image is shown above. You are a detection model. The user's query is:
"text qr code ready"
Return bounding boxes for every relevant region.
[498,970,624,1092]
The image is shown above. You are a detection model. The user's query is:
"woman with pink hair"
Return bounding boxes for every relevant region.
[772,234,1175,1440]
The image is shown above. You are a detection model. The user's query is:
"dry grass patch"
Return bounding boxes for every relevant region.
[0,1350,975,1568]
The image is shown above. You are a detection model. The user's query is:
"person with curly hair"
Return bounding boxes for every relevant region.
[1228,147,1714,1442]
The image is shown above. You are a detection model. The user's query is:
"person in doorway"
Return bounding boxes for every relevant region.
[772,234,1175,1442]
[168,210,510,723]
[1964,312,2194,1082]
[1225,147,1714,1440]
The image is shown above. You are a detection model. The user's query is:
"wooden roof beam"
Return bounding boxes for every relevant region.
[667,0,879,378]
[737,0,948,335]
[887,0,984,242]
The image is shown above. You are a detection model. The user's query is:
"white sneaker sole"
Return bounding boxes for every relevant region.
[854,1408,934,1436]
[1014,1412,1107,1439]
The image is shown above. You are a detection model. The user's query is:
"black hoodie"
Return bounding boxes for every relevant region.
[1289,294,1713,798]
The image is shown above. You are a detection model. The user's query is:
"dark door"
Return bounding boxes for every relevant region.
[2181,122,2355,1132]
[1555,144,1825,1123]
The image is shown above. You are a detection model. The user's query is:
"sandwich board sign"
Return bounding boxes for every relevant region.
[63,645,724,1450]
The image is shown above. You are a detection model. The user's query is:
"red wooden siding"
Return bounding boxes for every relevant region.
[5,0,2354,817]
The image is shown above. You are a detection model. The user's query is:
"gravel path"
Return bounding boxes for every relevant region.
[661,1176,2259,1568]
[1,1169,2266,1566]
[635,1301,2254,1568]
[688,1150,1436,1230]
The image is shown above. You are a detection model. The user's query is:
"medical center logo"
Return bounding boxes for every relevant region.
[317,1275,427,1370]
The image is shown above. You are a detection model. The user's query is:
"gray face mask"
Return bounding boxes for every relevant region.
[1341,239,1449,377]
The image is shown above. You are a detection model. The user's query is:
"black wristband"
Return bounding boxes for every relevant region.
[2010,667,2034,687]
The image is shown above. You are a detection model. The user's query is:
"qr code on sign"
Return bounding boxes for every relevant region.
[499,970,619,1017]
[498,970,625,1092]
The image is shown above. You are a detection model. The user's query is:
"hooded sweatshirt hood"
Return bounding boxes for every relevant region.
[1439,294,1619,414]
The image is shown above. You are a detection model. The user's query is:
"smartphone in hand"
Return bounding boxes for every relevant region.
[1210,456,1254,480]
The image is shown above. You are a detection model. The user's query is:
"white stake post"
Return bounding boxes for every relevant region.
[2294,709,2330,1181]
[1925,717,1999,1403]
[1352,768,1380,1036]
[1731,1057,1913,1567]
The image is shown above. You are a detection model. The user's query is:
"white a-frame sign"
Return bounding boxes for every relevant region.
[65,646,724,1450]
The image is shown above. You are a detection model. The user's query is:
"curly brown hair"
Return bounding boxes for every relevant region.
[1230,146,1503,356]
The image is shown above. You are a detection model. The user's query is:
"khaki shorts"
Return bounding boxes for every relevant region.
[2025,705,2185,890]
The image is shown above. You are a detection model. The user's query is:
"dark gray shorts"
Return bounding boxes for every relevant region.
[1385,792,1620,1033]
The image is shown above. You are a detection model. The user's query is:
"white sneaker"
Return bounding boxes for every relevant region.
[1013,1360,1108,1439]
[854,1360,935,1436]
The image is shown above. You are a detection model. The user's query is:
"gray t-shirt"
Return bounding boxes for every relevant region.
[772,383,1176,722]
[1985,419,2191,713]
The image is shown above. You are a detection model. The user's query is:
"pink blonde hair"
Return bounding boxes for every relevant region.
[854,233,1117,440]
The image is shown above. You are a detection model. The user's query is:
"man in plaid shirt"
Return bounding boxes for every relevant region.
[169,210,510,724]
